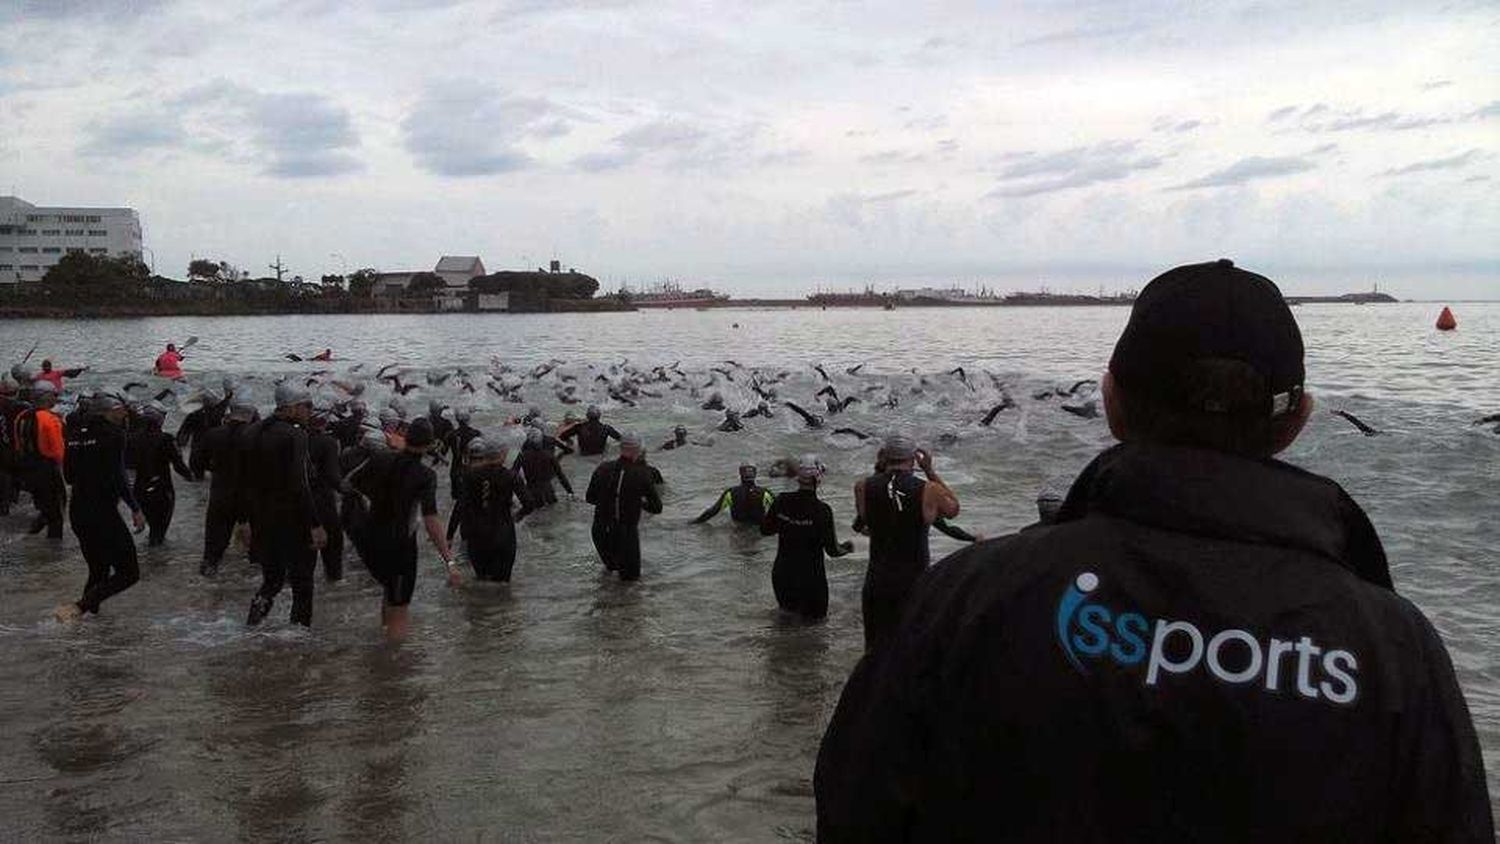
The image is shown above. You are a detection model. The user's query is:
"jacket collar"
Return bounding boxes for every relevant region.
[1058,443,1392,589]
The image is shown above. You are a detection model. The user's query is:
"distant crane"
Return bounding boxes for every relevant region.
[269,255,287,282]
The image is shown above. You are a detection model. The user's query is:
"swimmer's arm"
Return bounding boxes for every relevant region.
[694,489,731,523]
[552,455,574,495]
[852,478,867,526]
[917,452,959,523]
[821,503,853,557]
[642,476,663,515]
[759,497,779,536]
[933,518,977,543]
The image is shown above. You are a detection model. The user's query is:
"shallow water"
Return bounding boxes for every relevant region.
[1,303,1496,838]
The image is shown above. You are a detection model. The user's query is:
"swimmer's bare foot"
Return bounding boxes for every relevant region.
[54,603,83,624]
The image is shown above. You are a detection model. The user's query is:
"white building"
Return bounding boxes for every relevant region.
[433,255,485,311]
[0,196,144,284]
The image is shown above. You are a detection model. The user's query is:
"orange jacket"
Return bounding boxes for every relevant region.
[35,410,63,464]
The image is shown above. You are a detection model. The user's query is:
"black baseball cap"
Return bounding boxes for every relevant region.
[1109,259,1304,417]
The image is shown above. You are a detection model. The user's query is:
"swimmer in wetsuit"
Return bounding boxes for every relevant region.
[513,428,574,506]
[129,403,194,546]
[559,405,622,456]
[53,395,146,623]
[585,432,663,581]
[693,464,774,525]
[659,425,690,451]
[761,454,854,620]
[450,436,535,582]
[347,417,460,641]
[190,401,256,576]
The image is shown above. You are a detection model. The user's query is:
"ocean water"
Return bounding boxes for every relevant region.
[1,303,1496,838]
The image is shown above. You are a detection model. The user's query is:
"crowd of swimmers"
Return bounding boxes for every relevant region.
[0,357,1015,645]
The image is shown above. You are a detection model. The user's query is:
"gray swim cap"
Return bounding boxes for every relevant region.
[274,382,312,408]
[32,380,57,396]
[91,393,124,412]
[10,364,34,384]
[199,387,222,406]
[525,428,543,446]
[228,401,257,422]
[468,437,499,458]
[378,407,402,430]
[796,454,823,481]
[586,404,601,420]
[674,424,687,435]
[360,428,390,451]
[455,407,472,424]
[883,435,917,461]
[620,431,642,449]
[349,399,368,415]
[429,399,446,416]
[141,401,167,421]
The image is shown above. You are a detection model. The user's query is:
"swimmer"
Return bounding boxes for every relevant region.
[761,454,854,620]
[693,464,774,526]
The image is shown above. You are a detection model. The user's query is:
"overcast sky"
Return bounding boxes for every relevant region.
[2,0,1496,297]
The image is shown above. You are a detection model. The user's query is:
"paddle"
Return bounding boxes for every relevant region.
[20,340,39,364]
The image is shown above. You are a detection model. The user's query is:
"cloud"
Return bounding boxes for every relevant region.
[1,0,167,24]
[248,92,361,177]
[79,83,360,177]
[1171,156,1315,189]
[1471,100,1500,119]
[861,149,926,166]
[986,141,1161,197]
[612,120,706,151]
[78,109,184,158]
[1267,105,1299,122]
[402,83,570,176]
[1153,116,1203,134]
[1382,149,1484,177]
[1421,79,1453,91]
[1016,23,1146,47]
[574,149,638,172]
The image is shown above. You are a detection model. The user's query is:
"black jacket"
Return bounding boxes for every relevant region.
[586,458,662,526]
[816,443,1492,843]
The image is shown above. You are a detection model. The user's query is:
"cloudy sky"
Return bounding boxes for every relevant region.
[2,0,1496,297]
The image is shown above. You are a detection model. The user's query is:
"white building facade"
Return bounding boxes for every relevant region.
[0,196,144,284]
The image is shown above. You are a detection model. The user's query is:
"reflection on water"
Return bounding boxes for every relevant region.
[0,304,1496,836]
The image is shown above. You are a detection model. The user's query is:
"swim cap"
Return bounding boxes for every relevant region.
[882,434,917,462]
[228,401,257,422]
[199,387,222,406]
[429,399,446,416]
[32,380,57,396]
[91,393,124,411]
[586,405,601,420]
[349,399,368,415]
[0,377,15,395]
[525,428,543,446]
[468,437,499,458]
[796,454,823,483]
[454,408,472,424]
[406,417,435,448]
[360,428,389,451]
[274,382,312,408]
[378,408,402,430]
[739,464,757,481]
[674,424,687,436]
[620,431,642,449]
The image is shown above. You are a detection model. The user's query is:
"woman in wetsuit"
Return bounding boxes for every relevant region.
[451,437,534,582]
[129,404,195,546]
[760,454,854,620]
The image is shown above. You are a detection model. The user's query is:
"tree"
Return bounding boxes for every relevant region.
[347,267,377,297]
[188,258,220,280]
[320,273,346,290]
[44,253,149,302]
[406,272,444,295]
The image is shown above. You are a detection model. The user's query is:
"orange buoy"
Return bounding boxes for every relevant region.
[1436,306,1457,331]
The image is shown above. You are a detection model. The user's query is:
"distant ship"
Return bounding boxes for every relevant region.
[622,281,731,309]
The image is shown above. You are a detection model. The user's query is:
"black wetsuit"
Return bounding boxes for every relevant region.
[446,422,482,501]
[176,399,227,464]
[0,395,24,514]
[329,412,366,450]
[428,413,455,459]
[761,489,851,619]
[308,429,345,581]
[561,419,621,456]
[352,450,437,606]
[513,445,573,506]
[337,442,383,566]
[64,413,140,614]
[860,469,930,651]
[241,416,321,626]
[694,482,773,525]
[129,426,192,546]
[189,419,249,572]
[586,458,663,581]
[452,463,533,581]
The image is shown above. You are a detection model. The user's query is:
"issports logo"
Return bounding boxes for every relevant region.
[1056,572,1359,705]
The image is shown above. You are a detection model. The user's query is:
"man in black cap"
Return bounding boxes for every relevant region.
[585,431,662,581]
[693,463,774,526]
[242,383,327,627]
[815,260,1493,841]
[852,433,959,652]
[560,404,621,456]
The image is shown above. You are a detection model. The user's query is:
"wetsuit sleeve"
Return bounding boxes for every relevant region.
[606,425,621,441]
[176,409,201,447]
[760,496,780,536]
[63,430,77,487]
[552,454,574,495]
[558,425,578,442]
[114,433,140,512]
[694,489,732,523]
[552,436,574,456]
[188,430,210,479]
[1390,604,1495,839]
[513,473,536,520]
[641,471,663,515]
[289,428,320,528]
[820,502,850,557]
[167,438,193,480]
[933,518,978,543]
[585,464,604,505]
[418,468,438,518]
